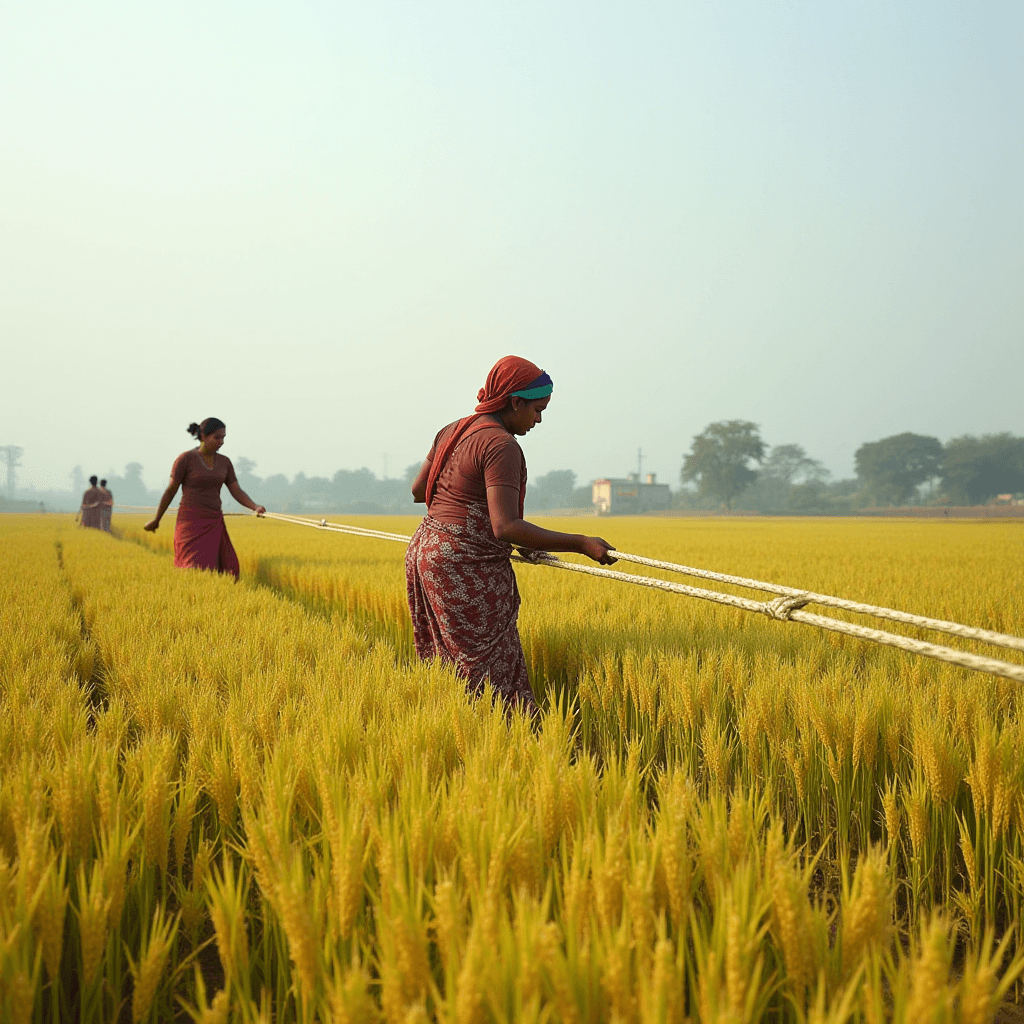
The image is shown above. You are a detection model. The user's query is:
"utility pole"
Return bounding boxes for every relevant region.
[382,454,388,480]
[0,446,23,498]
[636,447,643,480]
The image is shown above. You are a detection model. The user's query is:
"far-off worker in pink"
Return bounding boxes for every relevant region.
[79,475,104,530]
[145,417,265,577]
[406,355,616,714]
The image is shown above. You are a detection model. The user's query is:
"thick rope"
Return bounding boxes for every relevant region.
[112,505,251,516]
[606,549,1024,654]
[259,512,1024,684]
[512,552,1024,684]
[263,511,413,543]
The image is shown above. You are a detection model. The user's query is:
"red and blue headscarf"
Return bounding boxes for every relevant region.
[427,355,553,515]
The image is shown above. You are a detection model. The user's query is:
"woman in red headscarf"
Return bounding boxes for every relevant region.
[406,356,616,714]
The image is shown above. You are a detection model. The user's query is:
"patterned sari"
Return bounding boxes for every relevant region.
[405,502,536,713]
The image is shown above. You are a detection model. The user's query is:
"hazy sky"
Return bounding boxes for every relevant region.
[2,1,1021,493]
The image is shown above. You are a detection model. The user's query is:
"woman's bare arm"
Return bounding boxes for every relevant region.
[411,459,431,504]
[227,481,266,515]
[144,481,181,532]
[486,485,616,564]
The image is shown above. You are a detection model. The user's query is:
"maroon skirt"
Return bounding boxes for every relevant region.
[405,502,536,713]
[173,509,240,578]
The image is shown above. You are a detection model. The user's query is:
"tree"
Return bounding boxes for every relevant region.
[118,462,150,505]
[332,468,376,506]
[527,470,578,511]
[762,444,828,486]
[302,476,333,508]
[261,474,291,510]
[942,433,1024,504]
[854,433,943,506]
[745,444,829,512]
[682,421,766,509]
[234,457,261,492]
[789,478,860,514]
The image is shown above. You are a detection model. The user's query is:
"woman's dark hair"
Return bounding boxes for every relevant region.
[187,417,226,440]
[89,475,98,485]
[100,479,107,487]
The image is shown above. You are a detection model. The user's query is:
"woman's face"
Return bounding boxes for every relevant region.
[201,428,227,452]
[507,397,550,436]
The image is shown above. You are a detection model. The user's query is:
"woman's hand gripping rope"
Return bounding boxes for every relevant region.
[517,537,616,566]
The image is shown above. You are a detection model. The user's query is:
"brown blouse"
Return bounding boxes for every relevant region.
[426,419,526,525]
[171,450,238,512]
[80,485,104,509]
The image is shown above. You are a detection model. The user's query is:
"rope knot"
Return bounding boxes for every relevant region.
[764,594,811,621]
[515,547,548,563]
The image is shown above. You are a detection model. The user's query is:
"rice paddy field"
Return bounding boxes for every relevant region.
[2,511,1023,1023]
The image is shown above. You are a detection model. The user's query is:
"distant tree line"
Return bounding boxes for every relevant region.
[228,459,420,513]
[10,427,1024,515]
[676,421,1024,512]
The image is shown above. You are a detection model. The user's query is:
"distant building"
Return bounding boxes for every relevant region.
[592,473,671,515]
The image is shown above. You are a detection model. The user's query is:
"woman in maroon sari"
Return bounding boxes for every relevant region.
[406,356,615,714]
[79,475,104,530]
[144,418,265,577]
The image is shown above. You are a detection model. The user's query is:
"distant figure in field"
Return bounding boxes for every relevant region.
[99,478,114,532]
[406,355,615,714]
[79,475,104,530]
[144,418,265,578]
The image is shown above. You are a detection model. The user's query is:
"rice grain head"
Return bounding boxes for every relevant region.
[33,855,68,981]
[904,911,954,1024]
[905,774,930,859]
[75,861,110,985]
[841,846,893,978]
[172,768,201,872]
[328,950,379,1024]
[956,927,1024,1024]
[130,905,179,1023]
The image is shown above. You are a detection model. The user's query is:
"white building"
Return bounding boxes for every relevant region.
[592,473,671,515]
